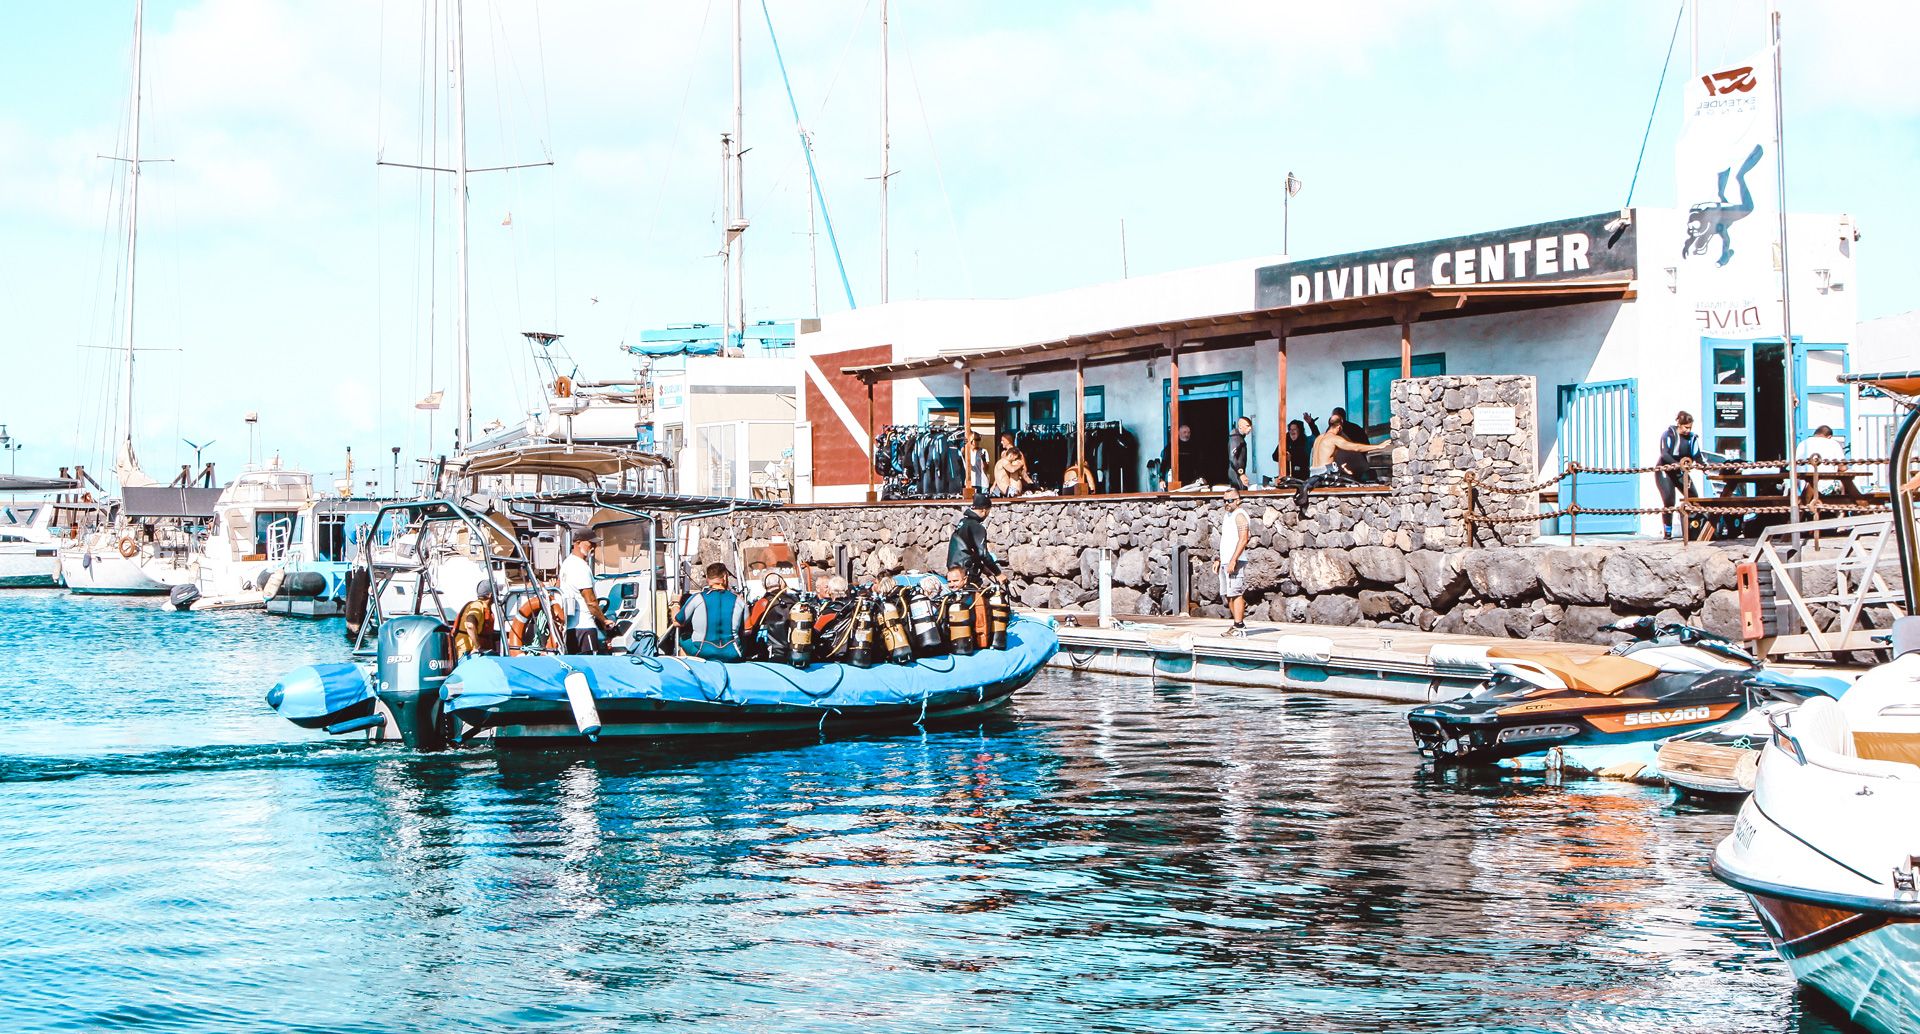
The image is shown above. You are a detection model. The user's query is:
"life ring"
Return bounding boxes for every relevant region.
[117,537,139,559]
[506,595,565,655]
[553,375,574,399]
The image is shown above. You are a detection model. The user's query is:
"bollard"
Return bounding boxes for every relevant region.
[1098,551,1113,628]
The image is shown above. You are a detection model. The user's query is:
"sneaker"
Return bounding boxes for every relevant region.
[1224,623,1247,638]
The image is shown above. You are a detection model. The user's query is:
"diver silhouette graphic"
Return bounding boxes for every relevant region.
[1683,144,1765,267]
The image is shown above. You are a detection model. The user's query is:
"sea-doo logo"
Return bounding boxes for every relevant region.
[1622,705,1712,728]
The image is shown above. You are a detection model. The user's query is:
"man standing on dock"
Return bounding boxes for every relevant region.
[947,491,1004,584]
[1217,488,1251,637]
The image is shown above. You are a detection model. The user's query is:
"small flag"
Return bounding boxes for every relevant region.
[1284,172,1302,197]
[501,212,512,226]
[415,391,443,410]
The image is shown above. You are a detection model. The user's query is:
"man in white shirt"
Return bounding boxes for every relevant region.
[1795,425,1853,501]
[1217,488,1252,636]
[559,529,612,654]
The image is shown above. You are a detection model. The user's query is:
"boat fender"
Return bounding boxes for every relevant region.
[261,569,285,600]
[984,583,1011,651]
[282,571,327,598]
[787,596,816,667]
[878,593,914,665]
[944,591,978,656]
[563,670,601,740]
[846,598,878,668]
[117,536,139,559]
[902,587,946,656]
[343,566,371,642]
[1272,635,1333,664]
[1427,643,1492,672]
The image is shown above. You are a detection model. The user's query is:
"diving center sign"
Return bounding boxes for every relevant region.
[1254,213,1636,309]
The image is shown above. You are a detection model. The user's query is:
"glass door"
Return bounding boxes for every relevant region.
[1793,342,1850,446]
[1701,338,1757,462]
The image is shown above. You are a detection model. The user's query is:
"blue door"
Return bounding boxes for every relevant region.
[1554,379,1640,534]
[1792,342,1850,447]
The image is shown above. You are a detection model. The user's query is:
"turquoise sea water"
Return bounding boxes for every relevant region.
[0,589,1865,1033]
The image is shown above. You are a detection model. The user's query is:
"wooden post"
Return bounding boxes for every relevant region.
[1074,356,1088,496]
[1399,315,1413,380]
[1168,339,1182,490]
[1275,328,1289,479]
[864,378,877,503]
[961,367,974,496]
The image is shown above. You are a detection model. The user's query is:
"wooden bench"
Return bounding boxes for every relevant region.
[1683,494,1791,541]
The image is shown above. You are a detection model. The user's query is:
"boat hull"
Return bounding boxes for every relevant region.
[443,615,1060,746]
[0,546,61,588]
[58,548,191,595]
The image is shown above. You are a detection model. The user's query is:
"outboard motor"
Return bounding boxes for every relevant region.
[787,595,817,668]
[902,586,946,657]
[375,614,455,752]
[983,582,1012,651]
[169,582,201,611]
[878,592,914,665]
[846,596,878,668]
[944,591,978,656]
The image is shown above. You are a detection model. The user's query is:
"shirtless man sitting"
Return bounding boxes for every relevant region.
[1310,414,1387,478]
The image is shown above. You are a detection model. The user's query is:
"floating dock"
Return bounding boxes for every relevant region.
[1040,610,1610,704]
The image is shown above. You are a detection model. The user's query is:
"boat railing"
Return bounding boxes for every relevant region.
[350,497,553,661]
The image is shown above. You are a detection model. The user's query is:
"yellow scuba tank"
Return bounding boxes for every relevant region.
[846,596,878,668]
[903,586,945,656]
[944,590,977,656]
[985,583,1011,651]
[878,591,914,665]
[786,595,816,668]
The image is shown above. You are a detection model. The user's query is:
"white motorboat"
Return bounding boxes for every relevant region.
[169,464,313,611]
[1712,618,1920,1033]
[59,486,213,596]
[0,497,64,588]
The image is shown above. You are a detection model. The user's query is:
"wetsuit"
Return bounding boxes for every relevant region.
[1226,431,1251,490]
[947,510,1000,581]
[675,587,744,661]
[1657,426,1702,533]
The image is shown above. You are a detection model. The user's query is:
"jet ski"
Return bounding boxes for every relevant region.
[1407,617,1848,776]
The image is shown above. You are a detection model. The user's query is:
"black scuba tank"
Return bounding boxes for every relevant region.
[984,582,1011,651]
[878,592,914,665]
[944,590,977,656]
[787,595,816,668]
[846,596,878,668]
[903,586,945,656]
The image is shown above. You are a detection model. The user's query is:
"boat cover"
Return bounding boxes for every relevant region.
[444,615,1059,714]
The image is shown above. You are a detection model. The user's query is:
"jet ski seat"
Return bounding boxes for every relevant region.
[1485,648,1658,695]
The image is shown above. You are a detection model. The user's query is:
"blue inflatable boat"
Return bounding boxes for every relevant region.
[269,614,1058,748]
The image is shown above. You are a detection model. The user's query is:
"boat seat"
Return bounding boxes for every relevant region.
[1485,648,1657,695]
[1788,697,1920,780]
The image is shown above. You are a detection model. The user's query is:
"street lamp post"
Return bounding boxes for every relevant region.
[0,424,19,475]
[391,446,402,496]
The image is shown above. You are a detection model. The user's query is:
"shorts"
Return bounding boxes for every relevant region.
[1219,564,1247,600]
[566,628,607,655]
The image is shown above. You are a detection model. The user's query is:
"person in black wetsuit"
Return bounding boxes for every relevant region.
[1226,416,1253,490]
[1271,414,1319,482]
[946,491,1004,584]
[1656,410,1702,539]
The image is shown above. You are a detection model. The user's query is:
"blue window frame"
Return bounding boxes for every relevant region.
[1343,353,1444,442]
[1083,386,1105,422]
[1029,390,1060,425]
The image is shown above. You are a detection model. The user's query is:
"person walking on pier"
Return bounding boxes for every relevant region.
[1217,488,1251,637]
[947,491,1003,584]
[1656,411,1702,539]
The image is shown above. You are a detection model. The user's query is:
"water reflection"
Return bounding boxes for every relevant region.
[0,591,1866,1032]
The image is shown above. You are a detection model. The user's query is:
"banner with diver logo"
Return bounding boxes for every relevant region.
[1675,45,1780,338]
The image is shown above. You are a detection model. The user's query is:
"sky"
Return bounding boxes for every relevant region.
[2,0,1916,488]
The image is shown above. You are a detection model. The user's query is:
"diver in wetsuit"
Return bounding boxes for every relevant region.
[946,491,1004,585]
[674,563,745,661]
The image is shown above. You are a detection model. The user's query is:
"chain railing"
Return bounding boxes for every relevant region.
[1464,455,1894,540]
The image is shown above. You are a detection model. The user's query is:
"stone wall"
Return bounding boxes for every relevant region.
[693,496,1750,643]
[689,373,1776,642]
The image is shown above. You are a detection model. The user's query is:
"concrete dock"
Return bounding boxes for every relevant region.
[1037,610,1611,704]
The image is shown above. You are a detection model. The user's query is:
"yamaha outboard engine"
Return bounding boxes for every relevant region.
[376,614,455,752]
[169,582,201,611]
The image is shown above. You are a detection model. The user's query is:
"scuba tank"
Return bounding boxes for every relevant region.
[878,591,914,665]
[902,586,946,656]
[786,595,816,668]
[846,596,878,668]
[944,590,978,656]
[984,582,1012,651]
[972,587,992,650]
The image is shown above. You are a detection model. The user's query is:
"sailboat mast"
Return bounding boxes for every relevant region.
[120,0,145,456]
[730,0,745,352]
[878,0,890,304]
[452,0,473,449]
